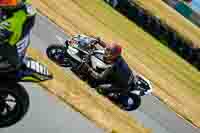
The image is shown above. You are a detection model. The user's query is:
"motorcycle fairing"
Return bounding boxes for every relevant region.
[19,57,53,82]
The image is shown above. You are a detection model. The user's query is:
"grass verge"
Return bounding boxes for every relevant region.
[133,0,200,48]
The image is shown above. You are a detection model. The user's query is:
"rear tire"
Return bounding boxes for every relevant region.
[0,83,29,128]
[118,93,141,111]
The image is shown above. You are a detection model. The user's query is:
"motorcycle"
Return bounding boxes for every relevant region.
[0,57,53,128]
[46,35,152,111]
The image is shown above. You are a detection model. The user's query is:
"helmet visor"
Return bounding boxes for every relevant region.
[0,0,17,7]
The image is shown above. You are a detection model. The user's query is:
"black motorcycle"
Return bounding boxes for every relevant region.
[0,57,53,128]
[46,35,152,111]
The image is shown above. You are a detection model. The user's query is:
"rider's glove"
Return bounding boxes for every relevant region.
[94,37,101,43]
[96,36,101,41]
[89,35,100,44]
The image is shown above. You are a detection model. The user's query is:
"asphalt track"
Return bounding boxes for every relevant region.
[1,14,200,133]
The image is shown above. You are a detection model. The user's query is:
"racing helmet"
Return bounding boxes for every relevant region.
[104,42,122,63]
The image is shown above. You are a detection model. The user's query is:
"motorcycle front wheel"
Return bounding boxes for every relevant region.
[46,45,72,67]
[0,83,29,128]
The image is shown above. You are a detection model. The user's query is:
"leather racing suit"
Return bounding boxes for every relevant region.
[0,0,36,72]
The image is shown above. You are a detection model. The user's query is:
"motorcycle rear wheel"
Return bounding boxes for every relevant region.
[96,87,141,111]
[0,83,29,128]
[117,93,141,111]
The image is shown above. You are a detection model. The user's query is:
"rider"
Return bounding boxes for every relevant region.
[85,36,138,93]
[0,0,36,72]
[67,34,148,94]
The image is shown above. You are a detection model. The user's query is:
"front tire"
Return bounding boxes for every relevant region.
[46,45,71,67]
[0,83,29,128]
